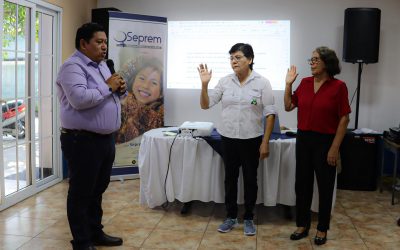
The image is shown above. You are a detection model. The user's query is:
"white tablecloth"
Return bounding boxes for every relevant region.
[138,127,336,212]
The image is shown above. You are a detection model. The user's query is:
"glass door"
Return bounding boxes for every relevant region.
[34,7,57,184]
[0,0,62,209]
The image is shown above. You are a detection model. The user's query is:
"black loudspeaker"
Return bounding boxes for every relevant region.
[91,8,121,58]
[343,8,381,63]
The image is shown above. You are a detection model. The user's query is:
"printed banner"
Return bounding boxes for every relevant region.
[108,12,167,171]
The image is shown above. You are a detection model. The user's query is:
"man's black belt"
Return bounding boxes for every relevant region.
[60,128,111,137]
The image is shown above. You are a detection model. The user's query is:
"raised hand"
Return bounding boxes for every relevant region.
[197,63,212,88]
[285,65,298,86]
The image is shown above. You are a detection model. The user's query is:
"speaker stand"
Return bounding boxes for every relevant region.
[354,62,363,129]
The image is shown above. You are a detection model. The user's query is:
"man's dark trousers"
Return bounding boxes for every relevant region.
[61,131,115,248]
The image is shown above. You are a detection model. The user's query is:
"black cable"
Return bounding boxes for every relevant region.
[350,63,363,106]
[161,132,179,210]
[161,130,203,210]
[349,87,358,105]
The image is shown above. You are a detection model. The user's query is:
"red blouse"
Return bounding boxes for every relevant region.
[292,76,351,134]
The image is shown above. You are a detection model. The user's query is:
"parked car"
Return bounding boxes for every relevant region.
[2,99,26,139]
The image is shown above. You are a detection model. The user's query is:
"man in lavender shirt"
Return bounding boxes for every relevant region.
[57,23,126,250]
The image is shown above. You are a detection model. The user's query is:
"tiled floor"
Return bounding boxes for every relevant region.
[1,179,400,249]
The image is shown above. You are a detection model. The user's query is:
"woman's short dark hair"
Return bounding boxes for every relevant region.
[315,46,341,77]
[229,43,254,70]
[75,22,105,50]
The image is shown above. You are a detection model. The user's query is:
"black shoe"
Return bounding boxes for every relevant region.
[75,246,96,250]
[71,240,97,250]
[314,231,327,245]
[92,233,123,246]
[290,227,309,240]
[72,245,97,250]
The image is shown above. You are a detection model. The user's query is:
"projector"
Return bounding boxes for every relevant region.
[178,121,214,137]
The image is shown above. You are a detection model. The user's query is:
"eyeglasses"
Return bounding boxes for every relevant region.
[307,57,321,65]
[229,55,245,62]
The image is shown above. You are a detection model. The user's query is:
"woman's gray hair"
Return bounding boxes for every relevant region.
[315,46,341,77]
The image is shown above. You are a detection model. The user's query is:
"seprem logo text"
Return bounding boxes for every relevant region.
[113,31,162,48]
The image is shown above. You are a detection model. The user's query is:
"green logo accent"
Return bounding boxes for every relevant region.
[251,98,257,105]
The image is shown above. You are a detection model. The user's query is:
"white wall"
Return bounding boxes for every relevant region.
[98,0,400,131]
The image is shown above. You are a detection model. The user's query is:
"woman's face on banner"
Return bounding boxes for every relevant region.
[132,66,162,105]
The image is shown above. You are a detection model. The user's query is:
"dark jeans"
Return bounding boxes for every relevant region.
[221,136,262,220]
[295,130,337,232]
[61,131,115,249]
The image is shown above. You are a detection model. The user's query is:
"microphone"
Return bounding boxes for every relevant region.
[106,59,126,96]
[106,59,116,74]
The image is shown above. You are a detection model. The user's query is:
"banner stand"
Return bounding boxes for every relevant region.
[108,11,167,181]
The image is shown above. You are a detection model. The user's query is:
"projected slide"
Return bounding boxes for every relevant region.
[167,20,290,90]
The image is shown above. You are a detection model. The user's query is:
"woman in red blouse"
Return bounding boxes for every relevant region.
[284,47,351,245]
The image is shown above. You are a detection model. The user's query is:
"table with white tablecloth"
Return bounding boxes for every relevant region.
[138,127,336,212]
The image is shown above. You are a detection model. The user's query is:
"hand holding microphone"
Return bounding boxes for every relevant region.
[106,59,127,95]
[106,74,123,92]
